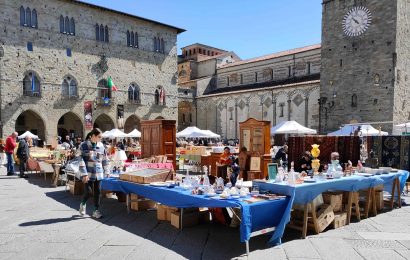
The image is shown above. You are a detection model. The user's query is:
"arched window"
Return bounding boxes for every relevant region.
[95,24,99,41]
[23,72,40,97]
[351,94,358,108]
[130,32,134,47]
[134,32,138,48]
[161,38,164,53]
[31,9,37,28]
[64,16,70,35]
[104,26,109,42]
[128,85,134,101]
[126,31,130,46]
[99,24,104,42]
[69,79,77,97]
[154,89,159,105]
[20,6,25,26]
[98,79,110,99]
[60,15,64,33]
[154,37,157,51]
[128,84,140,103]
[133,85,140,102]
[62,79,69,96]
[70,18,75,35]
[182,114,186,123]
[25,7,31,27]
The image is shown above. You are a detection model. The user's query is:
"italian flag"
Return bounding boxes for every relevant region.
[107,76,118,91]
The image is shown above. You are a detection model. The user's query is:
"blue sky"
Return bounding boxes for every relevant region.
[81,0,322,59]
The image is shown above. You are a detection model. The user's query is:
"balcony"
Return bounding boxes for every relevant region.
[23,90,41,98]
[127,98,141,105]
[95,97,115,107]
[61,94,79,100]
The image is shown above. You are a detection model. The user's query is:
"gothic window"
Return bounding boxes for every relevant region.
[351,94,357,108]
[182,114,186,123]
[60,16,64,33]
[240,74,243,84]
[22,72,41,97]
[161,38,165,53]
[227,76,230,86]
[279,103,285,117]
[70,18,75,35]
[154,89,159,105]
[128,83,140,103]
[31,9,37,28]
[134,32,139,48]
[20,6,25,26]
[255,72,258,82]
[104,26,109,42]
[25,7,31,27]
[62,79,69,96]
[98,79,110,99]
[126,31,130,46]
[99,24,104,42]
[288,66,292,78]
[95,24,99,41]
[199,49,202,54]
[154,37,157,51]
[307,62,311,75]
[61,76,77,98]
[64,16,70,34]
[69,78,77,97]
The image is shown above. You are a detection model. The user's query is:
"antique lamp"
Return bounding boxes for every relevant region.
[311,144,320,175]
[113,150,127,173]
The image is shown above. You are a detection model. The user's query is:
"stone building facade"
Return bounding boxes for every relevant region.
[0,0,183,143]
[321,0,410,133]
[195,45,321,139]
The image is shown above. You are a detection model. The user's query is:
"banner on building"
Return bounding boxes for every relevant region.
[84,101,93,130]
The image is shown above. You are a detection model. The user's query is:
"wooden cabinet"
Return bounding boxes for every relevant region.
[239,118,271,179]
[141,119,176,169]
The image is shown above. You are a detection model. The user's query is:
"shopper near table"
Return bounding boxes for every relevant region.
[5,132,17,176]
[297,151,312,173]
[16,136,31,178]
[274,145,288,168]
[78,128,109,219]
[219,147,232,166]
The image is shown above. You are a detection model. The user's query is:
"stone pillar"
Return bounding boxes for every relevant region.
[304,95,309,127]
[234,99,238,139]
[225,102,228,138]
[287,99,291,121]
[272,93,277,126]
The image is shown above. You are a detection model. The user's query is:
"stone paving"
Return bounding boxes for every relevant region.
[1,167,410,260]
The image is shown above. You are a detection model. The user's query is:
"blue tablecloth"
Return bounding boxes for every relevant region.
[379,171,409,195]
[256,175,384,205]
[101,178,294,246]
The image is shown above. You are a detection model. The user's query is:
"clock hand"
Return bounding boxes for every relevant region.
[352,18,359,24]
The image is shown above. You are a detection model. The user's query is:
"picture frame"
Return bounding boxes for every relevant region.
[249,156,261,171]
[267,163,278,180]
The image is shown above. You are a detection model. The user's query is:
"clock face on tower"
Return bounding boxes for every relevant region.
[342,6,372,37]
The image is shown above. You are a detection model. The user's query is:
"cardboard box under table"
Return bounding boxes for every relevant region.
[101,177,293,256]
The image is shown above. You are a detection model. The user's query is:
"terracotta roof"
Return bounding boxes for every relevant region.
[197,52,237,62]
[68,0,185,33]
[220,44,321,69]
[200,73,320,97]
[181,43,228,52]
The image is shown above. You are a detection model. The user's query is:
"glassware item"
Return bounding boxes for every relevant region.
[235,178,243,188]
[251,185,259,196]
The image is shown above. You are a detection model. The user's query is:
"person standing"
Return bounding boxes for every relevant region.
[5,132,17,176]
[78,128,109,219]
[17,136,30,178]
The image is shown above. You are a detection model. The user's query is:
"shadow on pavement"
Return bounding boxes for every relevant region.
[19,215,83,226]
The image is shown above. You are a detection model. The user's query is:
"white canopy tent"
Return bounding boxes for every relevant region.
[271,120,317,135]
[18,131,39,139]
[176,126,221,139]
[102,128,127,139]
[126,129,141,138]
[328,124,388,136]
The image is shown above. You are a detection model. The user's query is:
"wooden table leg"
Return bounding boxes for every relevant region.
[371,188,377,216]
[364,189,371,218]
[347,191,352,225]
[302,204,308,239]
[396,178,402,208]
[391,178,396,210]
[310,202,320,234]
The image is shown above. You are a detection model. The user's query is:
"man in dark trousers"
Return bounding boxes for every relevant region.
[5,132,17,176]
[17,136,30,178]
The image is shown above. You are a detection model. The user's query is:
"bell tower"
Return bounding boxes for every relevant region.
[320,0,410,133]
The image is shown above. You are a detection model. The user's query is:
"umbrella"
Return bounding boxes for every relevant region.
[271,121,317,135]
[18,131,39,139]
[126,129,141,138]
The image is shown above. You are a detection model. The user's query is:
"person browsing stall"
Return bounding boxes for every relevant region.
[297,151,312,173]
[219,147,232,166]
[78,128,109,219]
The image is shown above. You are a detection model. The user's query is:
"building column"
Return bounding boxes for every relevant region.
[225,102,228,138]
[304,96,309,127]
[287,99,291,121]
[272,92,277,126]
[234,99,238,139]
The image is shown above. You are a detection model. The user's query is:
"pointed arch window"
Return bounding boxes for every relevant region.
[60,15,64,33]
[130,33,134,47]
[161,38,165,53]
[126,31,130,46]
[128,83,141,104]
[104,26,109,42]
[154,37,158,52]
[134,32,138,48]
[22,72,41,97]
[98,79,111,99]
[99,24,105,42]
[61,76,77,98]
[64,16,70,35]
[31,9,37,28]
[20,6,25,26]
[95,24,99,41]
[25,7,31,27]
[154,89,159,105]
[70,18,75,35]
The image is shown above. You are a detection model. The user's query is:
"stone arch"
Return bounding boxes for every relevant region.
[155,116,165,119]
[57,112,84,139]
[93,113,115,132]
[15,109,46,141]
[124,115,141,133]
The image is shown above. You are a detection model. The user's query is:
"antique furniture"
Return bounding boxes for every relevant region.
[140,119,176,169]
